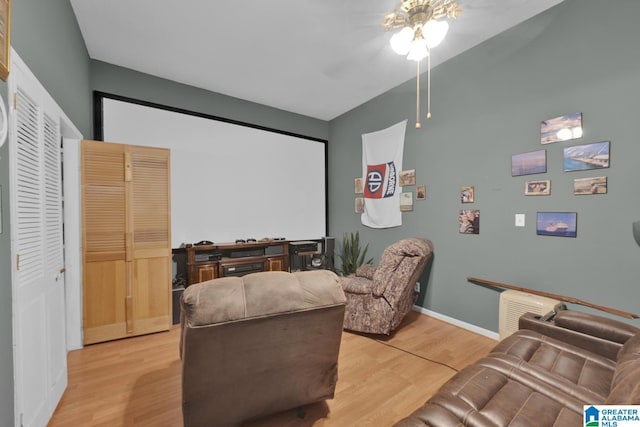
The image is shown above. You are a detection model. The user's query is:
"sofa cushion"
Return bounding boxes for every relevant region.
[610,333,640,391]
[491,329,616,399]
[607,366,640,404]
[403,360,584,426]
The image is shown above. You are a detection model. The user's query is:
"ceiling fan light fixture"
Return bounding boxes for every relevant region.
[390,27,415,55]
[383,0,461,128]
[423,20,449,48]
[407,38,429,62]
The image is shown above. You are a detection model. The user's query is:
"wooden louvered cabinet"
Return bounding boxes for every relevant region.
[81,140,171,345]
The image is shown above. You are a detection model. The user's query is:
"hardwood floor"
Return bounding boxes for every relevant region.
[48,311,497,427]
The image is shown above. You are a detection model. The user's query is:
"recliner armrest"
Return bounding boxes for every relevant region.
[554,310,638,344]
[519,311,639,360]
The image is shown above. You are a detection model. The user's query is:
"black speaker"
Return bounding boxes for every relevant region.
[323,236,335,271]
[172,286,185,325]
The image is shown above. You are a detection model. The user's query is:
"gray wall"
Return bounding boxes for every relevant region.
[91,60,329,141]
[11,0,92,136]
[328,0,640,331]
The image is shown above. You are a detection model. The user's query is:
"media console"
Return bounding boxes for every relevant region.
[172,238,334,287]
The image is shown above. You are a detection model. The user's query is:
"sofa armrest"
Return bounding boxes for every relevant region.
[355,264,377,280]
[553,310,638,344]
[519,311,639,361]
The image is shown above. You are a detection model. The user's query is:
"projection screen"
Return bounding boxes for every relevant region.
[96,93,327,248]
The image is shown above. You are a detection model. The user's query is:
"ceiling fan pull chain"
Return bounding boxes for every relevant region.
[416,60,421,129]
[427,49,432,120]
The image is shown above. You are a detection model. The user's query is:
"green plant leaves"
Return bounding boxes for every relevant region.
[338,231,373,275]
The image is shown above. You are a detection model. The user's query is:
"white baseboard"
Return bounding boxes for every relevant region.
[412,306,500,341]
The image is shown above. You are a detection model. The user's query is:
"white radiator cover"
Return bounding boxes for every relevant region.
[499,290,563,339]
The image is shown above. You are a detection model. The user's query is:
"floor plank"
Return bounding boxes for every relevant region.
[48,311,497,426]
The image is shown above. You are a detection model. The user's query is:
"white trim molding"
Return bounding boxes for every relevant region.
[413,305,500,341]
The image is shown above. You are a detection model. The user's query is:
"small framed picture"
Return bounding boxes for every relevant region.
[512,149,547,176]
[541,112,583,144]
[416,184,426,200]
[525,179,551,196]
[355,197,364,214]
[400,192,413,211]
[460,185,474,203]
[459,210,480,234]
[354,177,363,194]
[574,176,607,195]
[399,169,416,186]
[563,141,610,172]
[536,212,577,237]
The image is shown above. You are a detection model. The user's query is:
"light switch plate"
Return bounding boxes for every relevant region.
[515,214,525,227]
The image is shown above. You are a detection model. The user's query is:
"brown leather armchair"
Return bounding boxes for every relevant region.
[180,270,346,427]
[340,237,434,335]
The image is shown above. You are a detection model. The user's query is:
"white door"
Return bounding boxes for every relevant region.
[9,55,68,427]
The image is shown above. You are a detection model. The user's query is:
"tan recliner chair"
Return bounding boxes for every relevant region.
[180,270,346,427]
[340,237,433,335]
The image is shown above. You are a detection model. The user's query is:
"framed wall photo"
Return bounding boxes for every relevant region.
[525,179,550,196]
[399,169,416,186]
[541,112,583,144]
[574,176,607,195]
[400,192,413,211]
[0,0,10,81]
[511,149,547,176]
[354,177,363,194]
[536,212,577,238]
[460,185,474,203]
[563,141,610,172]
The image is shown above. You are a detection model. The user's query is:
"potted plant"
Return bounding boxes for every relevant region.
[338,231,373,276]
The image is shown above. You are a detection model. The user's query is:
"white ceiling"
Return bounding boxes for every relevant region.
[70,0,563,121]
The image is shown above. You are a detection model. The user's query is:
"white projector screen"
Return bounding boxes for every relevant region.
[97,93,327,248]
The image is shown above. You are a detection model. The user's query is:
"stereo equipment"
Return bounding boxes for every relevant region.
[289,240,320,255]
[223,262,264,277]
[229,248,265,258]
[264,245,285,256]
[323,236,335,271]
[194,252,222,262]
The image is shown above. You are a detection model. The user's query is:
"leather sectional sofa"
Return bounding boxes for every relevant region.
[395,310,640,426]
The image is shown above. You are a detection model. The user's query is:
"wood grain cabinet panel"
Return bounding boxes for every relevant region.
[82,140,171,344]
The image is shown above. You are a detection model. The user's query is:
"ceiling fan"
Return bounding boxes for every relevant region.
[383,0,461,128]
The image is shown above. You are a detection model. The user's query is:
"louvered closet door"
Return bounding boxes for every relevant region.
[129,145,171,335]
[81,141,171,344]
[12,87,67,427]
[81,140,128,344]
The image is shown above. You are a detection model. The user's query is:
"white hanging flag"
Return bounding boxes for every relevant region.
[361,120,406,228]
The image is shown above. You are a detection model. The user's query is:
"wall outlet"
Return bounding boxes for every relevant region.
[415,282,420,292]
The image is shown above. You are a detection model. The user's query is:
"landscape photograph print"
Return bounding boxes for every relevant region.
[563,141,610,172]
[511,149,547,176]
[540,112,583,144]
[574,176,607,195]
[536,212,577,237]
